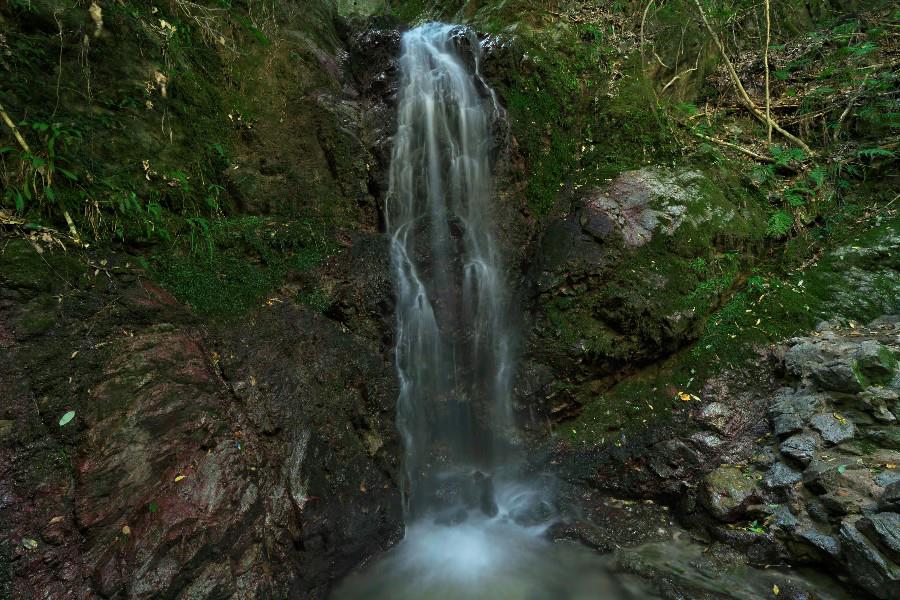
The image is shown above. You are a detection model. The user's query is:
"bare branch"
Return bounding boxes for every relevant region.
[691,0,812,154]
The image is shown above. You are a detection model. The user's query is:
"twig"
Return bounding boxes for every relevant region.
[764,0,771,143]
[691,0,812,154]
[662,48,702,93]
[52,9,63,118]
[640,0,655,69]
[692,132,776,163]
[833,74,870,141]
[0,101,32,153]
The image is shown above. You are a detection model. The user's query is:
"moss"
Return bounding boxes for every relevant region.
[150,216,336,317]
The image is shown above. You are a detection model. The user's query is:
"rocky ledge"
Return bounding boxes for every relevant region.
[692,317,899,598]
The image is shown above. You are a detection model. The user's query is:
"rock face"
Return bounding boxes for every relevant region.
[697,319,898,598]
[524,167,766,416]
[0,239,402,598]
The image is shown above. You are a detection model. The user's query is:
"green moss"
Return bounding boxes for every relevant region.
[150,216,335,317]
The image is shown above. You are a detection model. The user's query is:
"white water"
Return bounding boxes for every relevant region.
[386,22,518,519]
[333,23,653,599]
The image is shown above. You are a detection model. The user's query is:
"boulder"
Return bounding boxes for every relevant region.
[769,390,822,438]
[701,466,761,522]
[839,518,900,599]
[779,434,819,466]
[764,462,803,491]
[809,412,856,445]
[857,513,900,563]
[696,402,732,435]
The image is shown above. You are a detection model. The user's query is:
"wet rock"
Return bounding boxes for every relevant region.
[696,402,731,434]
[809,412,856,445]
[770,505,799,532]
[881,480,900,512]
[689,431,724,450]
[875,470,900,489]
[796,528,841,559]
[857,512,900,562]
[577,169,704,247]
[785,340,866,393]
[701,466,761,522]
[861,388,899,423]
[764,462,803,490]
[779,434,819,466]
[769,390,822,438]
[839,518,900,599]
[854,341,898,387]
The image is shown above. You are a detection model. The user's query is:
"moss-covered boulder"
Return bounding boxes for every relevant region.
[527,167,766,384]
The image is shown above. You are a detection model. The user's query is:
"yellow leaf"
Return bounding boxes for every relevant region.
[122,525,131,536]
[174,475,186,482]
[773,584,780,595]
[678,392,691,402]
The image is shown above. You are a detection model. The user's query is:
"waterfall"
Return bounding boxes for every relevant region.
[387,22,515,519]
[333,24,655,599]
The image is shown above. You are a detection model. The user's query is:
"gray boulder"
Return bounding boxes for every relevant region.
[839,518,900,599]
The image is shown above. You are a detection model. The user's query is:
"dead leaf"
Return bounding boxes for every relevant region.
[678,391,691,402]
[122,525,131,536]
[174,475,186,482]
[773,584,780,596]
[48,516,64,525]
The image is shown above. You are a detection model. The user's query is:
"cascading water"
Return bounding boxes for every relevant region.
[387,22,517,520]
[333,23,654,599]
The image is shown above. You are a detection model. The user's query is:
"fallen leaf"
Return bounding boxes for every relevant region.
[773,583,780,595]
[122,525,131,536]
[678,392,691,402]
[59,411,76,426]
[71,350,79,359]
[174,475,186,482]
[48,516,64,525]
[21,538,38,550]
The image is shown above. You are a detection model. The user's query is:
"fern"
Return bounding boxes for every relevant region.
[856,147,896,160]
[766,211,793,238]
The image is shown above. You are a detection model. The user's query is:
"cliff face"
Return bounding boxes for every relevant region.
[1,2,406,597]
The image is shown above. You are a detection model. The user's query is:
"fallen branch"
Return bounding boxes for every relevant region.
[691,131,780,165]
[833,74,870,141]
[640,0,655,69]
[691,0,812,154]
[764,0,772,143]
[0,100,32,153]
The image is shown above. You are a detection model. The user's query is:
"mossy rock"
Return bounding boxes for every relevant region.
[530,166,766,376]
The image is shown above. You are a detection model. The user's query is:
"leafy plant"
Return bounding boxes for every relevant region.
[766,211,793,238]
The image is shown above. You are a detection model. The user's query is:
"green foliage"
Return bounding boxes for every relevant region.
[150,217,335,317]
[766,211,793,238]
